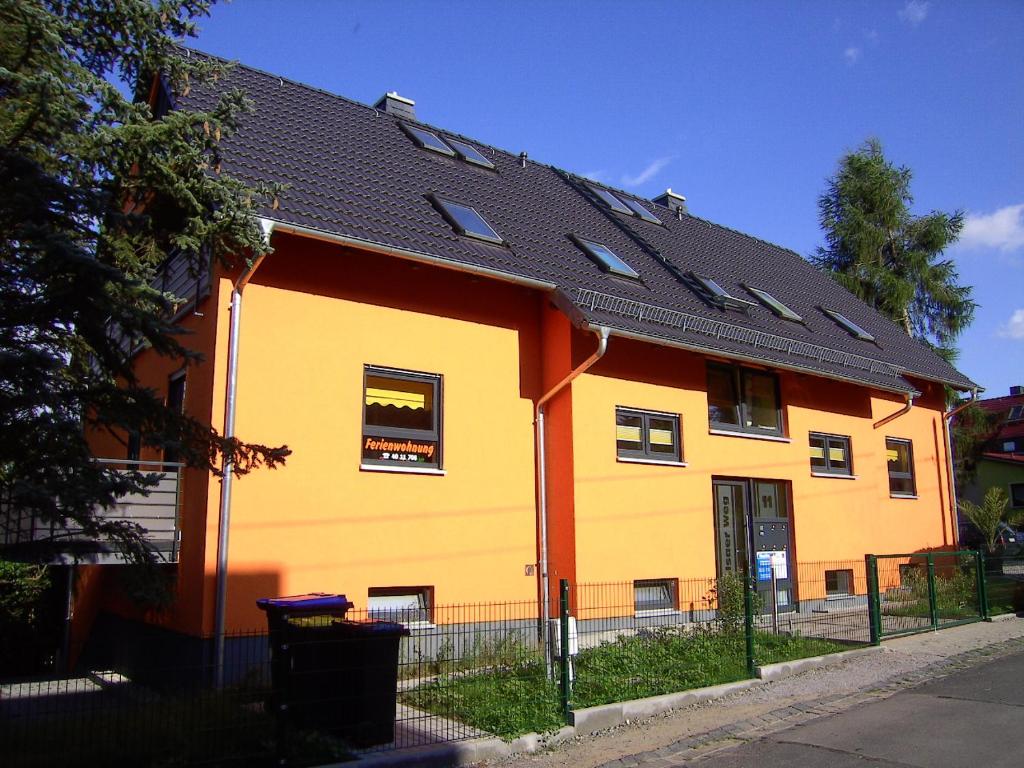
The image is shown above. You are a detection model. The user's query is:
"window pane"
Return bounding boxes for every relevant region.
[647,417,676,456]
[753,480,788,518]
[889,476,915,495]
[743,371,780,432]
[707,366,739,426]
[589,185,634,215]
[365,374,434,431]
[436,199,503,242]
[826,569,853,596]
[446,138,494,168]
[827,438,849,472]
[616,411,643,453]
[634,580,675,611]
[886,439,910,474]
[404,125,454,155]
[809,435,827,470]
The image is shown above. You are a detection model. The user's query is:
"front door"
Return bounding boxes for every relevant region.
[713,478,795,612]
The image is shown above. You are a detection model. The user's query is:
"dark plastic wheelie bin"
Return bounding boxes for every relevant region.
[257,593,410,748]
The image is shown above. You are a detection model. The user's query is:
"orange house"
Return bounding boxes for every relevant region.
[78,53,976,662]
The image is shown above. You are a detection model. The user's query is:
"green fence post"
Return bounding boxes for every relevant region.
[976,550,990,620]
[743,565,756,678]
[865,555,881,646]
[559,579,571,722]
[926,553,938,629]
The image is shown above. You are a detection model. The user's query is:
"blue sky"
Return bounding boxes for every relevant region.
[190,0,1023,397]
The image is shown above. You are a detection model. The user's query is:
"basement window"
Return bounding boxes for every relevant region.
[745,286,803,322]
[572,236,640,279]
[431,196,504,244]
[616,407,682,463]
[588,185,634,215]
[886,437,916,497]
[446,138,495,169]
[634,579,678,614]
[822,308,875,342]
[368,587,433,626]
[825,569,854,598]
[362,366,442,469]
[402,124,455,156]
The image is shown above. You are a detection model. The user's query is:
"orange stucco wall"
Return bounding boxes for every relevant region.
[570,336,955,598]
[200,235,544,632]
[95,233,961,637]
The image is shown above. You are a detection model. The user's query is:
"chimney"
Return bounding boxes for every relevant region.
[653,188,688,216]
[374,91,416,121]
[1011,385,1024,396]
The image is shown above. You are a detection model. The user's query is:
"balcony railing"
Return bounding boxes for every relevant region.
[0,460,182,565]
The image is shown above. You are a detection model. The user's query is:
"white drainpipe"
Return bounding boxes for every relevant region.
[534,326,609,675]
[213,218,275,688]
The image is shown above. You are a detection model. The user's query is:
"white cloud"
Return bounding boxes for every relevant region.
[843,46,861,65]
[959,203,1024,252]
[899,1,930,26]
[997,309,1024,340]
[620,156,674,187]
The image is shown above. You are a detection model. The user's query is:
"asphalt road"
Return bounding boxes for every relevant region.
[690,648,1024,767]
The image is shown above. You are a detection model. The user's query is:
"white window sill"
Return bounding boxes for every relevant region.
[634,608,681,618]
[360,464,446,476]
[709,429,791,443]
[826,594,855,601]
[811,472,858,480]
[890,493,918,500]
[617,457,688,468]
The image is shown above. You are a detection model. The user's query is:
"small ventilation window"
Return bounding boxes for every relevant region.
[623,198,662,224]
[431,196,504,244]
[588,185,635,215]
[822,308,875,341]
[572,236,640,279]
[402,124,455,156]
[446,138,495,169]
[368,586,433,626]
[745,286,803,322]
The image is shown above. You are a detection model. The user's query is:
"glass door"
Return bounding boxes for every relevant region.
[713,480,749,578]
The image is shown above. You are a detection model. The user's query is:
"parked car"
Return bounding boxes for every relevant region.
[959,520,1024,557]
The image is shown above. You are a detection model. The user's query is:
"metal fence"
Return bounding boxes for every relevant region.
[3,553,1007,766]
[866,551,987,641]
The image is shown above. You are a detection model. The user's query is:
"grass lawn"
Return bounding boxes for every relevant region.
[401,627,850,739]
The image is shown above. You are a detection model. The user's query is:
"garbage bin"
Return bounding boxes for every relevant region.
[257,594,410,748]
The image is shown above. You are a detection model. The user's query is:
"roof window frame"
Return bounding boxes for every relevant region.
[692,273,757,310]
[401,123,456,156]
[821,307,875,342]
[744,285,803,322]
[429,195,505,245]
[445,137,496,169]
[588,184,635,215]
[571,235,641,280]
[623,197,663,225]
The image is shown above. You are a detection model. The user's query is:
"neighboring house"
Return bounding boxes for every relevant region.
[958,386,1024,516]
[73,51,976,661]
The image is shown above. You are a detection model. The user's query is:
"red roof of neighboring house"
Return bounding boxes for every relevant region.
[973,389,1024,445]
[981,451,1024,465]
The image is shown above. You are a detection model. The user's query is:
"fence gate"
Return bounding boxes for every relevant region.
[865,551,988,643]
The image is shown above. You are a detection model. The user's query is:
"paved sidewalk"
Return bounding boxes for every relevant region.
[497,617,1024,768]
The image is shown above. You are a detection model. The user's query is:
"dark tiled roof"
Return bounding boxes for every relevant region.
[175,50,976,394]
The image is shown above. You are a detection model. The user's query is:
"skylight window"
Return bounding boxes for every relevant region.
[588,185,635,215]
[446,138,495,169]
[431,196,503,244]
[572,236,640,279]
[623,198,662,225]
[691,274,755,308]
[402,124,455,156]
[822,308,875,342]
[745,286,803,322]
[1009,405,1024,422]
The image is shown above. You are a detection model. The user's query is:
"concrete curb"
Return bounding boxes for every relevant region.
[348,726,576,768]
[987,612,1021,623]
[755,644,883,681]
[570,678,764,735]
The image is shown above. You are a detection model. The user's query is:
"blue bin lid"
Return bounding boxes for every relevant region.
[256,593,353,614]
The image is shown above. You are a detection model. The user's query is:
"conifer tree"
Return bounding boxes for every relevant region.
[1,0,288,562]
[814,139,975,361]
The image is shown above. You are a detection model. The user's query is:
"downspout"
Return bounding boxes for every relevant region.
[535,326,609,675]
[873,393,915,430]
[214,218,275,688]
[943,389,979,547]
